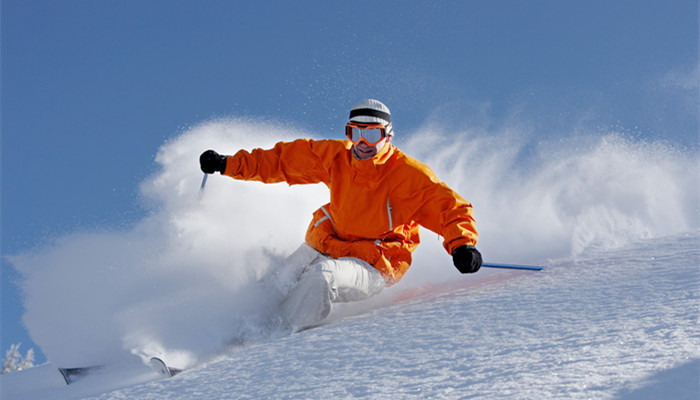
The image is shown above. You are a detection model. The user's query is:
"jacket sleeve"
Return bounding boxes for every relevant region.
[222,139,335,185]
[404,164,478,254]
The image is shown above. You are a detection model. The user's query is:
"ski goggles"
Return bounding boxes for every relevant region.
[345,123,391,146]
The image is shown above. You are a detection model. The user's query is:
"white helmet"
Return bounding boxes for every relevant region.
[348,99,393,136]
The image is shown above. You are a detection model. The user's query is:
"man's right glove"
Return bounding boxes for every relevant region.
[452,245,482,274]
[199,150,227,174]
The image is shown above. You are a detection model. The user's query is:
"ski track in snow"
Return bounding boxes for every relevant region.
[2,231,698,399]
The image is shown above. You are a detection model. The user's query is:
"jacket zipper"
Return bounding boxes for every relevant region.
[387,198,393,230]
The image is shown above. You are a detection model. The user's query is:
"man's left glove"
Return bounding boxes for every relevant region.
[452,245,482,274]
[200,150,227,174]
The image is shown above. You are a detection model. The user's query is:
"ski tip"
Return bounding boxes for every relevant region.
[57,365,103,385]
[149,357,172,378]
[149,357,183,378]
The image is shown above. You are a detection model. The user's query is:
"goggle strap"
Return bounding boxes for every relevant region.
[349,108,391,123]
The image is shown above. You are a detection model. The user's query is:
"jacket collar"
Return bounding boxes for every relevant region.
[349,143,396,186]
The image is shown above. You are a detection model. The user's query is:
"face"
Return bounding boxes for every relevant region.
[353,135,391,160]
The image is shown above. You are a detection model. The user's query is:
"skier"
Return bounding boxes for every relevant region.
[200,99,481,331]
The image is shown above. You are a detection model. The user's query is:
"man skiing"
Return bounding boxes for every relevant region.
[200,99,481,331]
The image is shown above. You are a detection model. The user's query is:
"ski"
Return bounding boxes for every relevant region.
[58,365,103,385]
[149,357,183,378]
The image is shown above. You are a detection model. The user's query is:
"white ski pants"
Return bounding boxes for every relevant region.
[279,244,386,331]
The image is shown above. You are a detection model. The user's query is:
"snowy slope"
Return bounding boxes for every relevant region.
[2,231,698,399]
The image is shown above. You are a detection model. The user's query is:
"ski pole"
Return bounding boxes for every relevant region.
[199,173,208,199]
[200,173,208,191]
[482,262,543,271]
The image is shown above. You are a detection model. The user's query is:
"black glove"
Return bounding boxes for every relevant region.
[452,245,482,274]
[199,150,227,174]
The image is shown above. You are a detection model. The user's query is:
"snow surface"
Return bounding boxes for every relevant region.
[2,232,698,399]
[3,120,699,399]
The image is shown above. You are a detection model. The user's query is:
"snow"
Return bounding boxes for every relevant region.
[2,120,699,399]
[2,231,698,399]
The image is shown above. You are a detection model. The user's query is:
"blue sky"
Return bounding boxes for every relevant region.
[2,0,697,365]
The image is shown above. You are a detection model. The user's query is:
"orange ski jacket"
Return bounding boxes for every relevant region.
[223,139,478,285]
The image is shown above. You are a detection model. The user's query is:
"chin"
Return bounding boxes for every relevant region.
[358,151,376,159]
